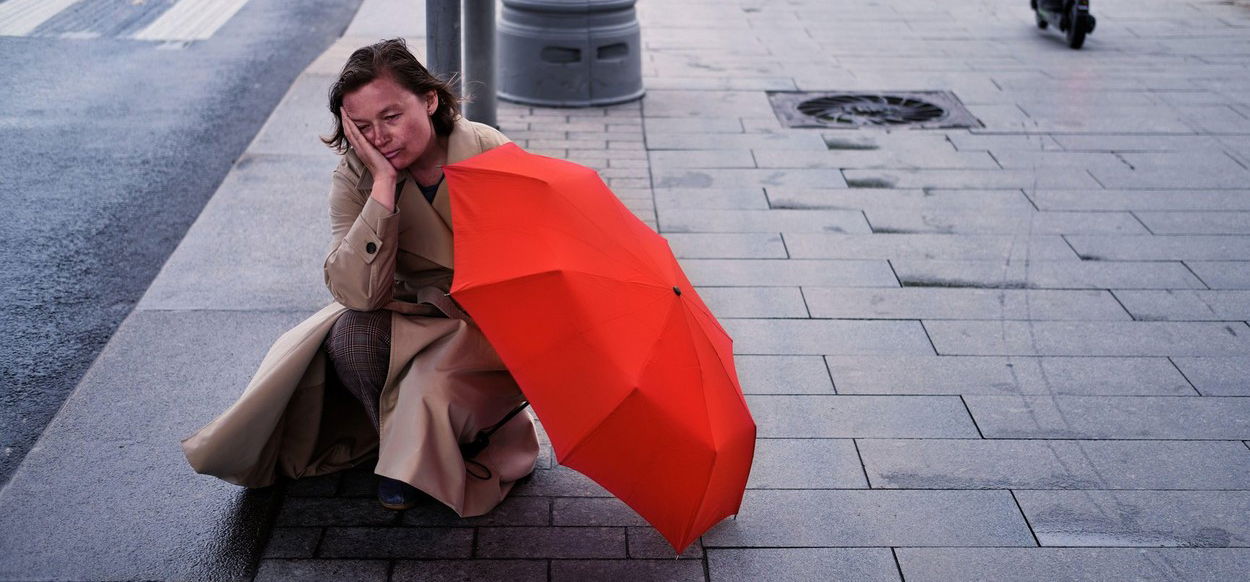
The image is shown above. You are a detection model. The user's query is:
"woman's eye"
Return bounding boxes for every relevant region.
[386,114,400,121]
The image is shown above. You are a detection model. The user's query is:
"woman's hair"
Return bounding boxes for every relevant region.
[322,38,461,153]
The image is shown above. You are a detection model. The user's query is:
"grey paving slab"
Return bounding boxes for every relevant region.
[262,528,320,559]
[858,439,1250,490]
[1014,491,1250,547]
[745,395,978,438]
[989,150,1129,172]
[1186,261,1250,289]
[748,439,867,488]
[136,154,334,312]
[864,209,1148,235]
[510,466,612,498]
[963,395,1250,439]
[399,495,552,527]
[642,118,745,134]
[247,74,342,161]
[646,132,827,151]
[805,288,1129,320]
[891,258,1207,290]
[476,527,626,559]
[317,527,474,558]
[1117,151,1247,173]
[255,559,389,582]
[654,188,769,210]
[552,560,706,582]
[277,497,399,527]
[842,168,1101,189]
[628,526,704,559]
[1092,168,1250,189]
[722,318,935,355]
[695,286,809,318]
[734,355,834,395]
[678,258,898,287]
[648,149,756,168]
[701,489,1034,547]
[1030,190,1250,211]
[753,148,999,170]
[785,234,1078,261]
[653,168,848,189]
[642,90,783,120]
[1069,235,1250,261]
[1113,290,1250,321]
[664,233,788,258]
[767,188,1036,212]
[391,560,548,582]
[897,548,1250,582]
[926,320,1250,356]
[657,208,871,233]
[1050,134,1227,152]
[993,109,1198,134]
[817,132,958,153]
[1136,211,1250,235]
[1171,357,1250,396]
[0,310,307,581]
[825,355,1195,396]
[947,133,1064,151]
[553,498,650,527]
[707,548,900,582]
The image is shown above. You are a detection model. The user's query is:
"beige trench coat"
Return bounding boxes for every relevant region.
[181,117,539,517]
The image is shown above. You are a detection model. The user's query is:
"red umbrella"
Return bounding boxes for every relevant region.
[444,142,756,553]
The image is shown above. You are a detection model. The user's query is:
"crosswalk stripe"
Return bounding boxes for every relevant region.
[132,0,249,41]
[0,0,85,36]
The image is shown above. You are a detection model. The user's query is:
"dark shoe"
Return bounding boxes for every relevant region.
[377,476,421,510]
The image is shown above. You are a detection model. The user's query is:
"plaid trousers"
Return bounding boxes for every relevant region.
[323,309,391,432]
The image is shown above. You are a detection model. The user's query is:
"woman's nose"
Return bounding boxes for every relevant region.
[371,125,391,147]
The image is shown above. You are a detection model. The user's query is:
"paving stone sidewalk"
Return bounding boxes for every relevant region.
[4,0,1250,580]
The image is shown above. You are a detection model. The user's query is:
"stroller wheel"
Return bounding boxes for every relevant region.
[1036,11,1049,29]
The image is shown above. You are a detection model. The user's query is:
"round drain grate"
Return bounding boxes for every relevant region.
[796,94,948,126]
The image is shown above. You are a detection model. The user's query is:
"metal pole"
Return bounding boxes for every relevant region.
[426,0,462,96]
[463,0,497,127]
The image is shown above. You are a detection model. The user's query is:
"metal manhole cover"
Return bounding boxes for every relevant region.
[768,91,982,129]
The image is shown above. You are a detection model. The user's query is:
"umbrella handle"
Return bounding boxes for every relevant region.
[460,400,532,479]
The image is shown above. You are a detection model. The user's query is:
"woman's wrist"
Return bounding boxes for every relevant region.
[369,173,399,211]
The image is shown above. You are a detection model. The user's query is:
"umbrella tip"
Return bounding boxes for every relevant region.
[673,286,682,296]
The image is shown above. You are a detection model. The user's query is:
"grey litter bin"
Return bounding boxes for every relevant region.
[498,0,644,107]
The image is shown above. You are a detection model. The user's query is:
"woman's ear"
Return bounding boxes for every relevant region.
[425,90,438,115]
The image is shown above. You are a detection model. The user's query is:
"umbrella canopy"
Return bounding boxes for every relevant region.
[444,142,756,553]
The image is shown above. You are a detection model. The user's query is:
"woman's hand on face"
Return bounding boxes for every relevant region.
[341,110,397,182]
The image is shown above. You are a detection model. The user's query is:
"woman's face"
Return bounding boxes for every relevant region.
[341,75,437,171]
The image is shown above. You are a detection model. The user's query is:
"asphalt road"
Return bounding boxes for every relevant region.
[0,0,362,486]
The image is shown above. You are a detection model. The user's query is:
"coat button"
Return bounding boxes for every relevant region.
[365,242,377,254]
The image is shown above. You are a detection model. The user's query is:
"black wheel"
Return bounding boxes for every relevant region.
[1066,4,1088,48]
[1036,10,1049,29]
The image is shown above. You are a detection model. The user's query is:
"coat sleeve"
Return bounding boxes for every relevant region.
[323,160,399,311]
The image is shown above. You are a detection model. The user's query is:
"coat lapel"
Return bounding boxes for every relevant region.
[395,176,454,269]
[431,117,480,231]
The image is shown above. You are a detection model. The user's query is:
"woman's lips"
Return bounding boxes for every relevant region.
[384,149,401,160]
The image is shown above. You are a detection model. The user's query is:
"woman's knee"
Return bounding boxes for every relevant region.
[324,309,392,364]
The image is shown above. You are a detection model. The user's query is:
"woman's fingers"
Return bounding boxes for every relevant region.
[340,108,395,179]
[341,110,361,149]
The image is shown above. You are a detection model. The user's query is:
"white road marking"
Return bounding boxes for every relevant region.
[0,0,85,37]
[132,0,249,41]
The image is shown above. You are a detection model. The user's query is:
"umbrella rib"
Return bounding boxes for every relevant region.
[558,293,680,465]
[544,179,673,284]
